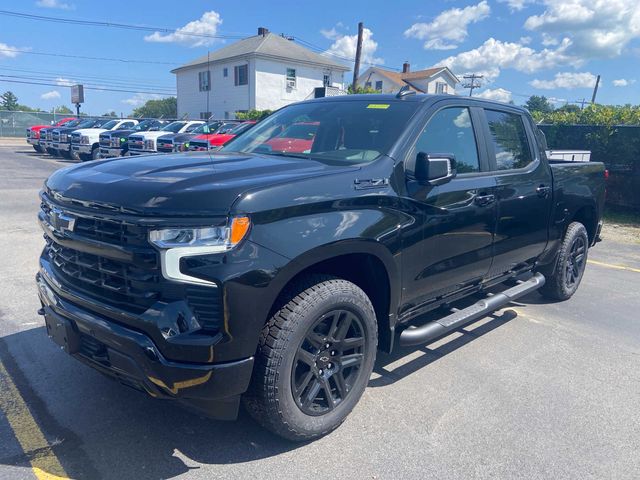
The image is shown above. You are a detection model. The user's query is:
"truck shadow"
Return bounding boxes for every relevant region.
[0,295,527,479]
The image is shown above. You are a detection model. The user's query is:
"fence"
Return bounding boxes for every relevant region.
[0,110,120,137]
[539,124,640,211]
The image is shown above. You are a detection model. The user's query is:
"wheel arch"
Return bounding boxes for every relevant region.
[265,240,400,353]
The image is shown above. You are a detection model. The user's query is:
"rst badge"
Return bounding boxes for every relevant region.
[49,208,76,234]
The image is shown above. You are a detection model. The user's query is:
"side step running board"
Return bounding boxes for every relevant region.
[399,273,545,347]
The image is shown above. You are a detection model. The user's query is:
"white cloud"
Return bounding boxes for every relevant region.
[525,0,640,59]
[35,0,74,9]
[404,1,491,50]
[612,78,636,87]
[324,27,384,65]
[476,87,513,102]
[438,37,578,83]
[144,11,222,47]
[122,93,163,107]
[55,77,75,86]
[498,0,534,11]
[0,42,28,59]
[530,71,598,89]
[40,90,61,100]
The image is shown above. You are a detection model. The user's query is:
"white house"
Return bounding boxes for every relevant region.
[171,28,350,119]
[357,63,459,95]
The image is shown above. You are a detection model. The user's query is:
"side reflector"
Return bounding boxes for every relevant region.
[230,216,251,245]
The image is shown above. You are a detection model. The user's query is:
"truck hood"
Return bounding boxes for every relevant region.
[131,131,172,141]
[104,128,136,137]
[45,152,358,217]
[72,128,108,136]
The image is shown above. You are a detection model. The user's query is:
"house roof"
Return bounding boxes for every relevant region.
[359,66,460,93]
[171,33,350,73]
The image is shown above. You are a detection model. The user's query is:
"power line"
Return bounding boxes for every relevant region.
[0,10,249,40]
[0,66,175,89]
[0,77,175,96]
[462,74,483,96]
[0,47,179,65]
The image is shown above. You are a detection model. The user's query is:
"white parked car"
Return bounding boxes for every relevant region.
[70,119,139,161]
[128,120,205,155]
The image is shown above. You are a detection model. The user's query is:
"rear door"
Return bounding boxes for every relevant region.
[479,108,553,278]
[401,102,497,316]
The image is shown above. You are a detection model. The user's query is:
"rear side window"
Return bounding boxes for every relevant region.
[413,107,480,174]
[485,110,533,170]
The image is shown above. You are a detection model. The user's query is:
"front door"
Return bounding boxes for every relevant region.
[401,104,497,318]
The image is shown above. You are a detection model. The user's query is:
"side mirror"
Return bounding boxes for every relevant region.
[414,152,457,186]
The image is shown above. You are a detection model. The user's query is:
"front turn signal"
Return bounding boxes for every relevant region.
[230,216,251,245]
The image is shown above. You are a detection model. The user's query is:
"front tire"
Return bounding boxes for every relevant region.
[244,276,377,441]
[539,222,589,301]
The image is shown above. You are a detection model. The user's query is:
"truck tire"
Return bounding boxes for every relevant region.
[539,222,589,301]
[33,145,45,153]
[60,149,71,160]
[244,275,377,441]
[91,146,100,160]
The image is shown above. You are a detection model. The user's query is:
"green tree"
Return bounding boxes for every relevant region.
[555,104,581,114]
[235,109,273,121]
[524,95,554,114]
[132,97,177,118]
[347,85,380,94]
[52,105,74,114]
[102,111,117,117]
[1,91,19,110]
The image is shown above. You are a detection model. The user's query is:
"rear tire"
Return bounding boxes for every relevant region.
[243,275,377,441]
[539,222,589,301]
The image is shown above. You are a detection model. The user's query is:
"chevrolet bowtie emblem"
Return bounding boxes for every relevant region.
[50,208,76,234]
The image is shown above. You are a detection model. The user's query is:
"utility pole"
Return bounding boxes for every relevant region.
[462,74,483,96]
[351,22,364,92]
[573,98,587,110]
[591,74,601,104]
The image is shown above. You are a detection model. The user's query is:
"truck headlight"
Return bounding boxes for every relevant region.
[149,217,251,285]
[80,135,90,144]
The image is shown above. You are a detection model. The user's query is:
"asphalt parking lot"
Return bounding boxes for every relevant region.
[1,145,639,480]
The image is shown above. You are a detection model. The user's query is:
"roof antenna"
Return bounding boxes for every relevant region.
[396,85,416,99]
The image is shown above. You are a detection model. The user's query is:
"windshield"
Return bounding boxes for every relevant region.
[185,122,205,133]
[63,119,84,128]
[161,121,187,133]
[221,100,420,164]
[102,120,120,130]
[229,122,254,135]
[132,119,157,131]
[192,121,222,135]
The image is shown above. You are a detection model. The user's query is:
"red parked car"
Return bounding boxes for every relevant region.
[187,121,256,151]
[27,117,76,153]
[264,122,318,153]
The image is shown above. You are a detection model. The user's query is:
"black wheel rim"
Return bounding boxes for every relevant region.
[291,309,367,416]
[565,236,586,288]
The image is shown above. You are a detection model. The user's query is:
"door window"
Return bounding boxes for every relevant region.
[413,107,480,174]
[485,110,533,170]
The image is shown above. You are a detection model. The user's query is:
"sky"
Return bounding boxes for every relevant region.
[0,0,639,114]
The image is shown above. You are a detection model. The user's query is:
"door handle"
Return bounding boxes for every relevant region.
[474,193,495,207]
[536,185,551,198]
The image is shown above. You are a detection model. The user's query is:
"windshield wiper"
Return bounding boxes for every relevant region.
[257,151,311,160]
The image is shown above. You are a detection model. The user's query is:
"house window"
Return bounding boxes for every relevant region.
[198,71,211,91]
[223,67,228,77]
[436,82,447,94]
[365,81,372,88]
[234,65,248,86]
[200,112,212,120]
[286,68,296,88]
[375,80,383,91]
[323,74,331,87]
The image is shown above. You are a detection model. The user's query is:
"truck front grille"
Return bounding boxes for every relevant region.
[71,132,81,144]
[128,136,144,149]
[52,131,60,142]
[99,134,111,147]
[157,139,173,152]
[189,140,209,151]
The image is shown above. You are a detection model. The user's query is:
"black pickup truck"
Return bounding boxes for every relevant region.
[36,94,605,441]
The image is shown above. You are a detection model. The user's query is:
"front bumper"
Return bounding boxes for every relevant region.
[72,144,92,154]
[27,138,39,146]
[36,268,254,420]
[52,142,70,152]
[42,141,53,149]
[99,146,124,158]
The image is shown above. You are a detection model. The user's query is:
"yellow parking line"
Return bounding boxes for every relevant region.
[0,361,68,480]
[588,259,640,274]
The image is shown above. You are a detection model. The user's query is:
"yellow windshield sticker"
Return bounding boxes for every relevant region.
[367,104,390,109]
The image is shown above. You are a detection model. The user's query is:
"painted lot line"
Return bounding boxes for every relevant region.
[0,361,68,480]
[587,259,640,273]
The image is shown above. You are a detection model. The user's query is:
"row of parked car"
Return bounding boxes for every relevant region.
[26,117,258,161]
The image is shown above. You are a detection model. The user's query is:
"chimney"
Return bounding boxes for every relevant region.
[258,27,269,36]
[402,62,410,73]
